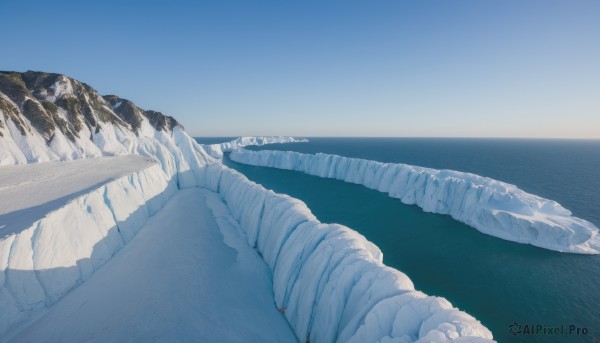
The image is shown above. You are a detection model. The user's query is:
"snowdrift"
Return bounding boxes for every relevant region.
[230,148,600,254]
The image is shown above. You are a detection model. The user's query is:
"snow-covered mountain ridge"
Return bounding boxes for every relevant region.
[0,71,185,165]
[0,71,494,342]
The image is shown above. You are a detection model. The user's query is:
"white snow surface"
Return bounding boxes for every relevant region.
[203,136,308,159]
[7,188,297,343]
[0,156,157,236]
[230,148,600,254]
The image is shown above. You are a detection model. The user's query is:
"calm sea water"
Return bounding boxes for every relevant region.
[196,137,600,342]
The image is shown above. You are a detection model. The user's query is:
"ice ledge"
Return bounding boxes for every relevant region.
[0,164,177,337]
[230,148,600,255]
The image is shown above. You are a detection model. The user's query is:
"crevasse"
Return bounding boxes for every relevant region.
[229,148,600,255]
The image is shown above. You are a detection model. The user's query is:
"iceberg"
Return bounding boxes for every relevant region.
[230,148,600,255]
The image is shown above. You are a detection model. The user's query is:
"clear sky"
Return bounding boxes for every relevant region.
[1,0,598,138]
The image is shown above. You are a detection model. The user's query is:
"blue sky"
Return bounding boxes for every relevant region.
[1,0,598,138]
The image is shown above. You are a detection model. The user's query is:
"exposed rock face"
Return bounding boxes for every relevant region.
[103,95,181,133]
[0,71,181,144]
[0,93,28,136]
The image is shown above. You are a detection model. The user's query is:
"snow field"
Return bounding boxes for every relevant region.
[7,188,298,343]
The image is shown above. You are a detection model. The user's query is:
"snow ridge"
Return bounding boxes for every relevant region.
[0,71,185,167]
[230,148,600,254]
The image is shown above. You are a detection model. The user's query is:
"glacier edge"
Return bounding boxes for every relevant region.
[229,148,600,255]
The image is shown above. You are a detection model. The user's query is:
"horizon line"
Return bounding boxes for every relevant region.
[192,135,600,141]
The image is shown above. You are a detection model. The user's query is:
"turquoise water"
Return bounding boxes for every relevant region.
[243,138,600,227]
[197,137,600,342]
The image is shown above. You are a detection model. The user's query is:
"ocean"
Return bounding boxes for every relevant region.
[196,137,600,342]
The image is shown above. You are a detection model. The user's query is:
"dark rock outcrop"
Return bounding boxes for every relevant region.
[0,70,182,144]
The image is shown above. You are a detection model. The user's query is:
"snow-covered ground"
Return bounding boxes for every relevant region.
[0,156,156,236]
[6,188,297,343]
[230,148,600,254]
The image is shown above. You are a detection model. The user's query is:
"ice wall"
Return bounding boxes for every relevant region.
[203,136,308,159]
[0,164,177,337]
[230,149,600,254]
[199,164,494,342]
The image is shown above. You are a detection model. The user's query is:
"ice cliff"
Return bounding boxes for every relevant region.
[230,148,600,255]
[0,71,494,341]
[204,136,308,159]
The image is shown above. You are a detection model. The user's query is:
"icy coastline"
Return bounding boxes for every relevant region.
[230,148,600,254]
[0,142,495,341]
